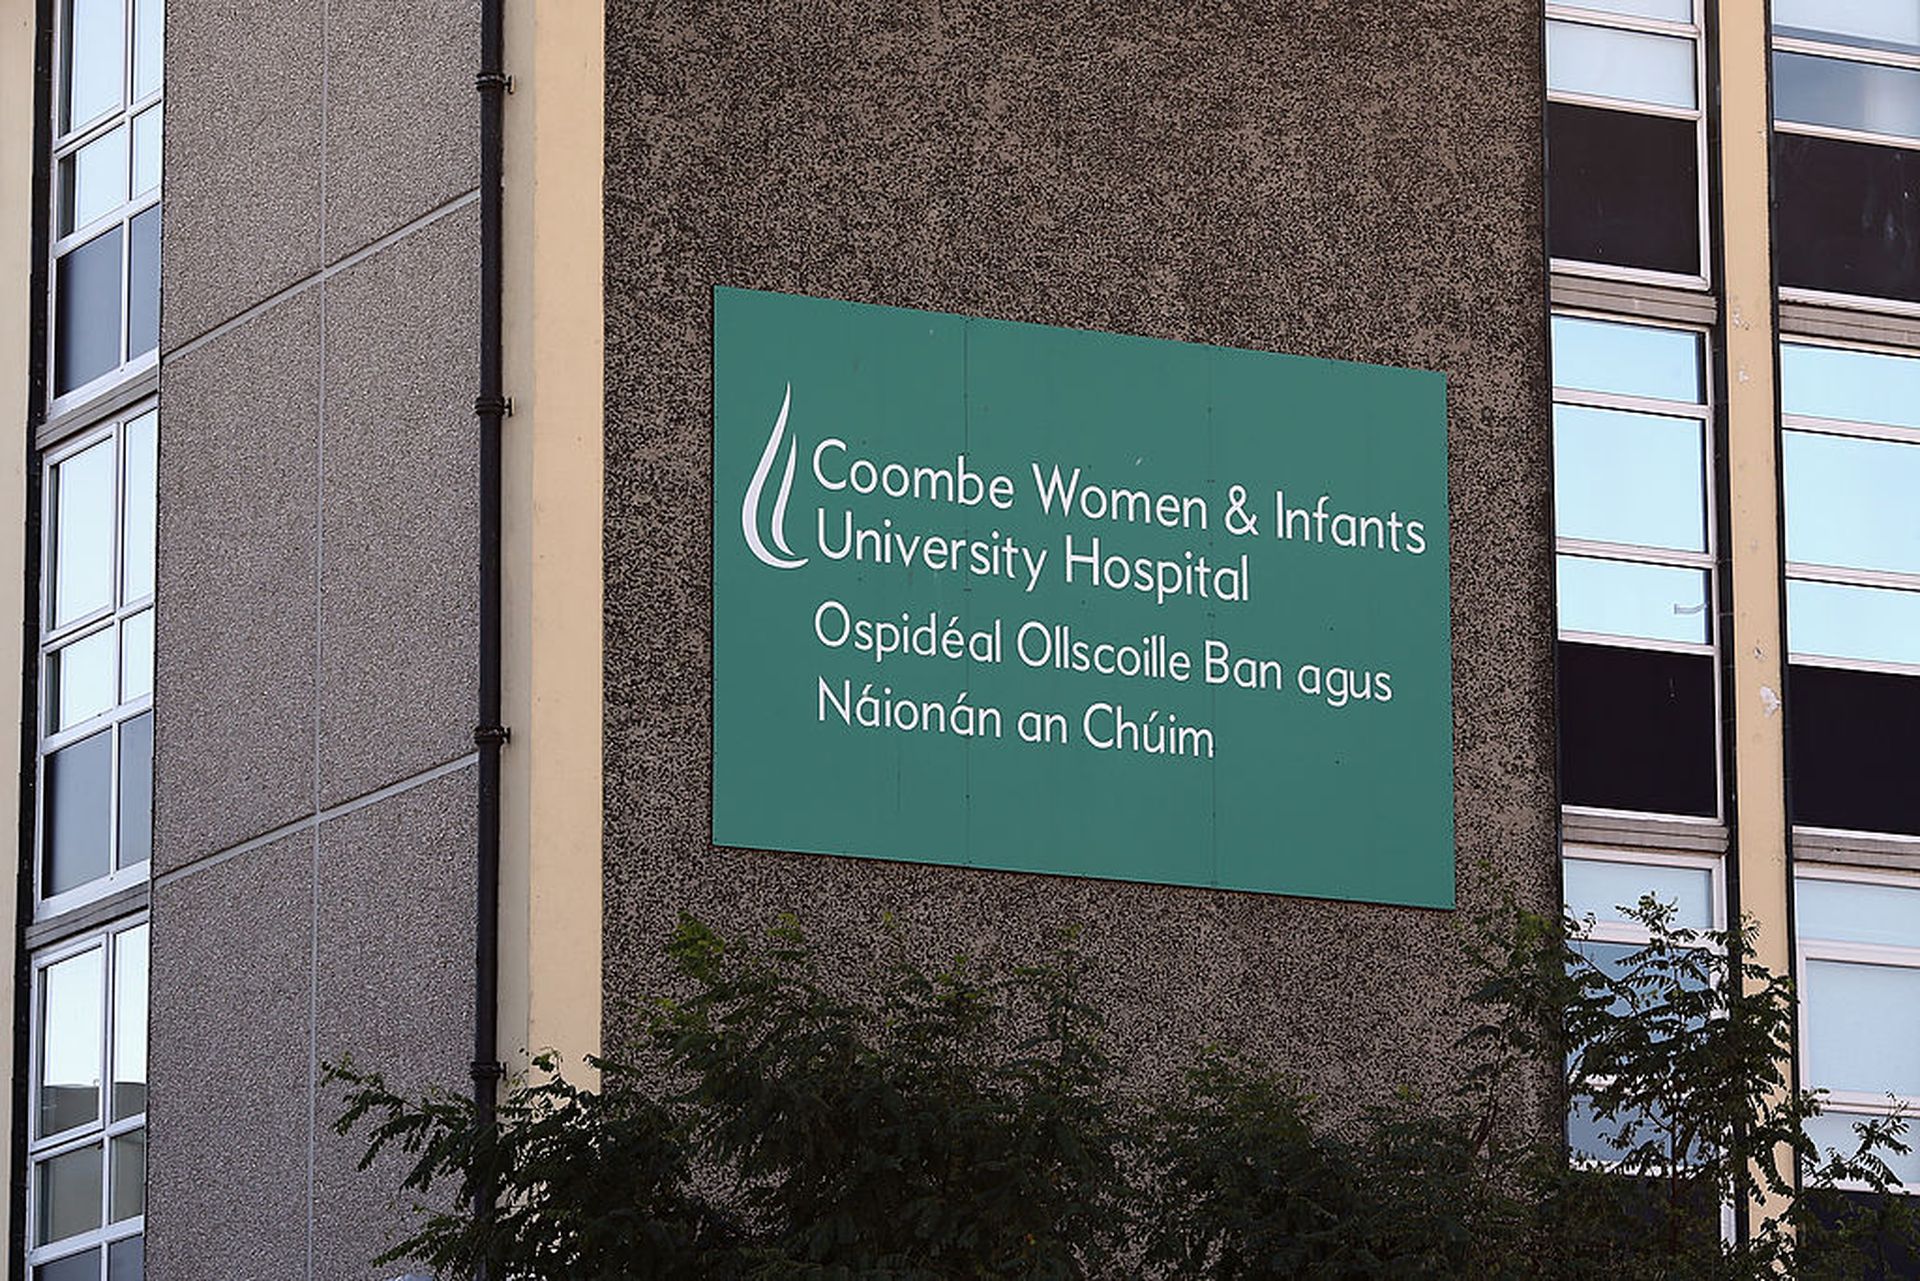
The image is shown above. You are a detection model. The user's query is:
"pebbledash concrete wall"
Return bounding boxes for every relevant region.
[604,0,1558,1125]
[146,0,481,1276]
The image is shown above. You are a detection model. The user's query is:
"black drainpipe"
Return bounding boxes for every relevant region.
[472,0,510,1273]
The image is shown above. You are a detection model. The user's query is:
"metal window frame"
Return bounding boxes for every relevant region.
[1564,845,1728,944]
[1545,0,1714,291]
[23,918,148,1273]
[1553,308,1727,825]
[1792,865,1920,1192]
[33,400,155,921]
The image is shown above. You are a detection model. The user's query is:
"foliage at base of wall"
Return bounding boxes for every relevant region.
[328,904,1919,1280]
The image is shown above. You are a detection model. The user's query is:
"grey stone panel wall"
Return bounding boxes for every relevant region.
[151,0,482,1273]
[604,0,1556,1128]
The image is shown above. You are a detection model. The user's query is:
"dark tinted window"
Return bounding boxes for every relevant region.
[117,712,151,869]
[1561,641,1718,817]
[44,729,114,895]
[127,205,158,359]
[1549,101,1700,276]
[1776,132,1920,303]
[1789,664,1920,835]
[55,227,122,395]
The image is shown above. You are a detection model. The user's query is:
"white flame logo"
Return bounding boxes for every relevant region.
[742,383,807,570]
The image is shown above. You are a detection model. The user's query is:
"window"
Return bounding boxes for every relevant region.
[37,408,155,911]
[1773,3,1920,306]
[1552,314,1720,819]
[1796,869,1920,1190]
[1780,340,1920,836]
[26,921,147,1281]
[49,0,162,407]
[1546,0,1707,282]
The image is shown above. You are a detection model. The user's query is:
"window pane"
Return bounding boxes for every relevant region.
[1549,102,1701,275]
[1776,50,1920,141]
[1782,342,1920,431]
[109,1128,145,1222]
[1798,877,1920,949]
[64,0,125,132]
[1788,580,1920,666]
[1785,432,1920,575]
[1777,132,1920,304]
[120,610,153,702]
[1776,0,1920,56]
[1565,857,1713,929]
[116,714,153,871]
[132,0,161,98]
[1555,405,1706,552]
[1560,641,1720,817]
[107,1238,142,1281]
[49,626,116,731]
[35,1247,101,1281]
[121,409,156,603]
[52,438,115,628]
[58,123,128,237]
[1552,315,1704,403]
[35,1145,102,1246]
[112,924,148,1116]
[1804,959,1920,1096]
[39,946,103,1136]
[128,206,158,361]
[1558,555,1710,644]
[55,226,123,396]
[131,107,159,200]
[44,730,114,897]
[1560,0,1693,23]
[1548,21,1697,109]
[1804,1111,1920,1185]
[1790,663,1920,836]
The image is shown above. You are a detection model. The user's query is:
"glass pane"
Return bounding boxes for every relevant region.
[52,438,115,627]
[120,610,153,701]
[58,123,128,236]
[1555,405,1706,552]
[1804,1111,1920,1185]
[127,206,158,360]
[112,924,148,1115]
[1552,315,1703,402]
[1565,857,1714,929]
[1560,641,1720,818]
[35,1247,100,1281]
[1784,431,1920,575]
[131,107,159,199]
[115,714,152,872]
[64,0,125,132]
[1560,0,1693,22]
[1776,0,1920,56]
[1782,342,1920,431]
[109,1128,145,1221]
[50,626,116,731]
[1797,876,1920,949]
[55,227,123,396]
[44,730,114,897]
[132,0,162,98]
[1803,959,1920,1095]
[1558,555,1710,644]
[1776,50,1920,141]
[1547,20,1697,110]
[1548,102,1702,276]
[107,1236,142,1281]
[1788,579,1920,666]
[121,409,156,602]
[35,1145,102,1246]
[39,946,103,1136]
[1789,663,1920,837]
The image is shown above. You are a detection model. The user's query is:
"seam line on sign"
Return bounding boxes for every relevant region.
[151,754,483,889]
[164,189,481,363]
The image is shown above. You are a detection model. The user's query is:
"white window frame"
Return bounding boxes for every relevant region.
[24,919,148,1278]
[1793,863,1920,1194]
[34,399,156,919]
[45,0,162,420]
[1553,309,1724,828]
[1545,0,1712,291]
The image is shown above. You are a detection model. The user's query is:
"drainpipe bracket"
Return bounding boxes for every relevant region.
[475,395,514,419]
[474,70,513,94]
[474,723,512,747]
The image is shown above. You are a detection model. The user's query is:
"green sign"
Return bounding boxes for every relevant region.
[712,287,1454,908]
